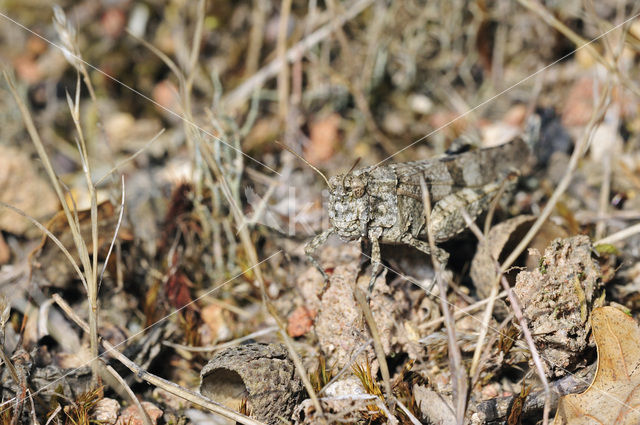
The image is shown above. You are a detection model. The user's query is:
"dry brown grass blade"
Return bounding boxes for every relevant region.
[104,365,152,425]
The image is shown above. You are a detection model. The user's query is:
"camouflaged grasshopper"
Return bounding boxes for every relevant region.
[300,137,531,292]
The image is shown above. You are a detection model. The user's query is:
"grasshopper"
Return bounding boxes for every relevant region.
[300,137,531,292]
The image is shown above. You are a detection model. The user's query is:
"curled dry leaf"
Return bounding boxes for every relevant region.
[554,307,640,424]
[470,215,537,300]
[470,214,568,317]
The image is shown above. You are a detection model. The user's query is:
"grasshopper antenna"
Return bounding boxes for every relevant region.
[276,141,333,190]
[342,157,361,186]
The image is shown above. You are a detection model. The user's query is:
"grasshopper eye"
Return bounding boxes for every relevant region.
[351,178,365,198]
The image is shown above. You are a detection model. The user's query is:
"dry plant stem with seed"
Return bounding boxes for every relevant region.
[51,294,265,425]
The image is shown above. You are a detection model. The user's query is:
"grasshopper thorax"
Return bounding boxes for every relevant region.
[327,173,370,239]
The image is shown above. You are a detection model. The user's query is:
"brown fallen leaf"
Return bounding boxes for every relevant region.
[304,113,341,165]
[0,145,58,236]
[554,306,640,424]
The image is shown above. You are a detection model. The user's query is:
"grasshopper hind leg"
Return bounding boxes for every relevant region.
[401,234,450,265]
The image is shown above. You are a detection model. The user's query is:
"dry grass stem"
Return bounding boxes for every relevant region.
[419,176,468,424]
[354,287,392,399]
[105,364,153,425]
[277,0,292,120]
[517,0,640,97]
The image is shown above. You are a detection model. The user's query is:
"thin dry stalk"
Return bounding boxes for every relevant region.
[95,129,166,186]
[318,339,373,396]
[277,0,292,120]
[460,209,552,425]
[420,290,508,331]
[469,273,501,378]
[353,288,392,400]
[245,0,267,78]
[419,177,468,425]
[162,326,279,352]
[483,173,517,236]
[395,399,422,425]
[0,202,85,287]
[52,294,265,425]
[0,347,20,386]
[595,149,612,240]
[104,365,152,425]
[595,222,640,246]
[65,81,100,382]
[472,313,515,386]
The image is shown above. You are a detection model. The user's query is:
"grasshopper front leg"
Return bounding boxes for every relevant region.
[305,229,333,282]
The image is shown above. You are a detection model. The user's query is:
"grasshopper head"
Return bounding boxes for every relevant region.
[328,173,369,239]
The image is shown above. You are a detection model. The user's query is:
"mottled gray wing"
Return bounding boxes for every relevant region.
[393,137,530,188]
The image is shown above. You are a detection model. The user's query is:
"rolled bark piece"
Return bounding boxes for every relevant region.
[199,343,304,424]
